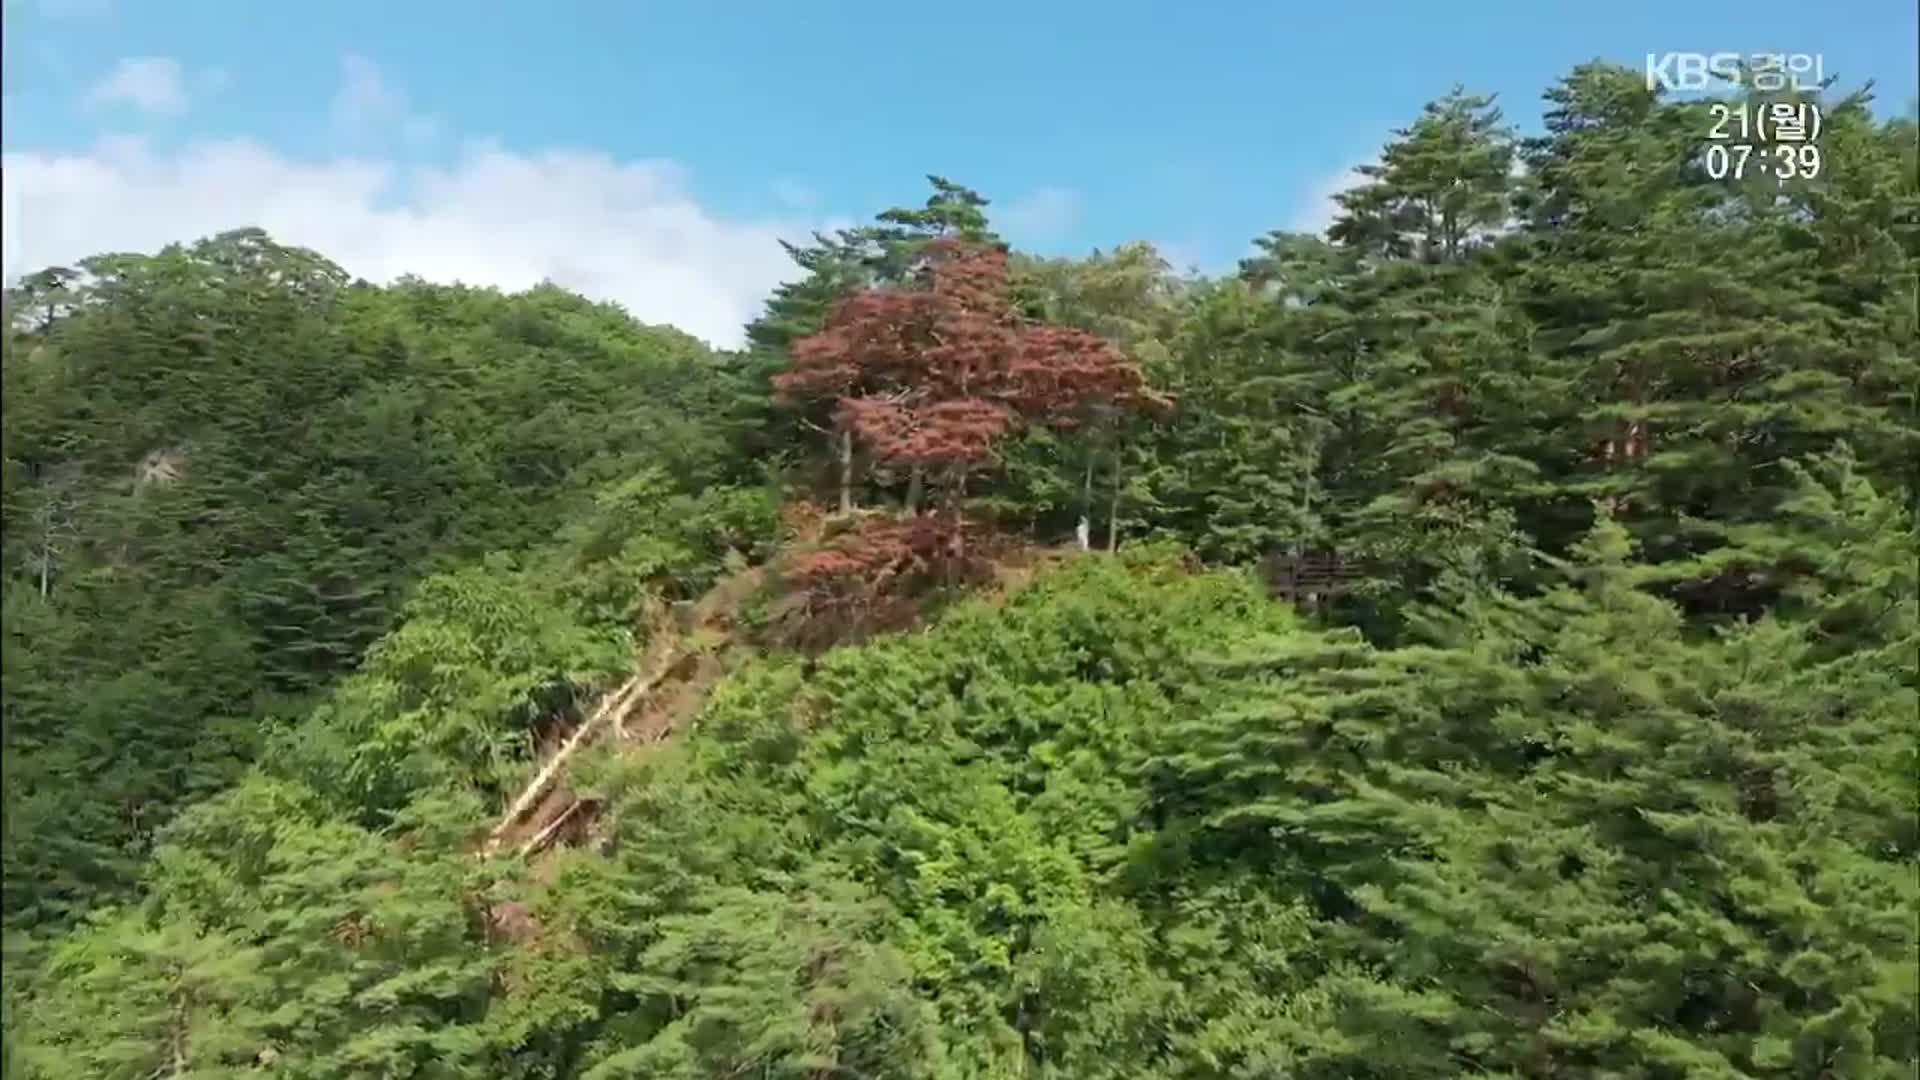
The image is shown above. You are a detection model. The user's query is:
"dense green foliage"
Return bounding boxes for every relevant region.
[3,64,1915,1077]
[2,230,766,929]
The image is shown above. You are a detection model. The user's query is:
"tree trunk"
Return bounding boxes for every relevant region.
[1300,421,1321,535]
[1076,453,1094,551]
[837,428,854,515]
[950,470,968,583]
[519,799,591,857]
[905,462,924,514]
[484,657,671,856]
[169,989,190,1076]
[1105,452,1123,552]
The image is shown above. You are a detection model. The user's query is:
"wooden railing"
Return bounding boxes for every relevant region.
[1260,549,1368,604]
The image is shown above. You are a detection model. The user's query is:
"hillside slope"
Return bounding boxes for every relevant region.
[9,535,1915,1076]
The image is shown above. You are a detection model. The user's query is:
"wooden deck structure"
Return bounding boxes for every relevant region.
[1261,548,1369,609]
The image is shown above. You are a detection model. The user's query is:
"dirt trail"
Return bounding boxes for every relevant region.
[483,564,766,860]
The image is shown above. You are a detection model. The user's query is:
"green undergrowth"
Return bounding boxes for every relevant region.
[13,507,1913,1076]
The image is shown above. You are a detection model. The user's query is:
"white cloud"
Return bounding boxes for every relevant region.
[1000,185,1081,238]
[1285,162,1371,237]
[0,136,833,349]
[84,57,188,116]
[331,54,436,147]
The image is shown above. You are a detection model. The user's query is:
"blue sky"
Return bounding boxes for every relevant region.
[3,0,1915,346]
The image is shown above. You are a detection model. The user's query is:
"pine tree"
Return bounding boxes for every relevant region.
[1513,64,1917,616]
[743,178,1007,505]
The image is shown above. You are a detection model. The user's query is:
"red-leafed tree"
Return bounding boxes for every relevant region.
[780,238,1166,513]
[776,508,1002,646]
[777,238,1170,622]
[771,312,878,516]
[780,240,1017,515]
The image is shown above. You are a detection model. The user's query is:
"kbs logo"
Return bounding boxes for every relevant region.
[1644,52,1824,93]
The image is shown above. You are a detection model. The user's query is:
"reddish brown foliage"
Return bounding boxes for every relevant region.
[768,241,1171,639]
[1011,324,1174,429]
[780,239,1171,495]
[838,396,1018,469]
[777,510,999,646]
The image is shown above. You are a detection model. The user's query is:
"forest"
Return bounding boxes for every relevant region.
[0,62,1915,1078]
